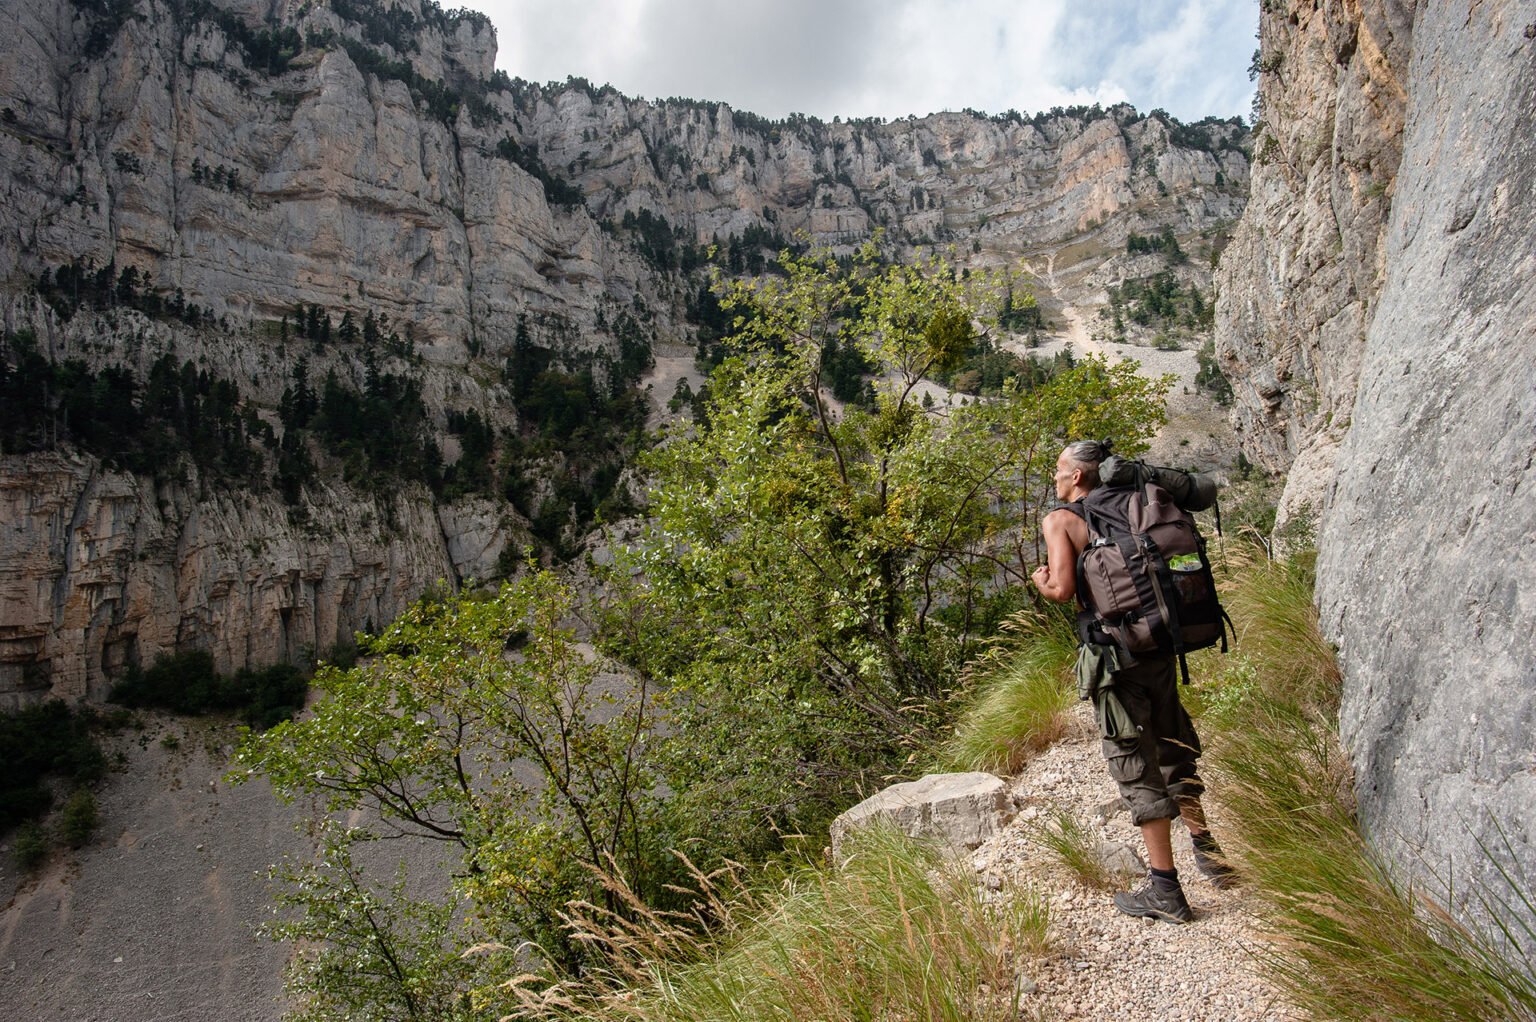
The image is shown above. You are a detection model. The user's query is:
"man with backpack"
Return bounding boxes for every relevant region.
[1030,439,1234,923]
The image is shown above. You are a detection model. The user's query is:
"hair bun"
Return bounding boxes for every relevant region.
[1096,439,1114,460]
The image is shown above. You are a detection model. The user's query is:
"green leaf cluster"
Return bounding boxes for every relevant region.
[603,244,1169,852]
[234,572,671,1013]
[239,247,1171,1017]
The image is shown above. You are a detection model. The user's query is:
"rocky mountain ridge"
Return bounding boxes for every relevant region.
[0,0,1248,704]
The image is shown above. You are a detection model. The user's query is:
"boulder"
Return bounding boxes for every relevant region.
[829,772,1011,861]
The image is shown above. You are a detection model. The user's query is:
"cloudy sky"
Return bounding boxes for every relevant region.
[475,0,1257,124]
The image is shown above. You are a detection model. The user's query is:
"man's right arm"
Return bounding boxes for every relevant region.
[1030,508,1082,604]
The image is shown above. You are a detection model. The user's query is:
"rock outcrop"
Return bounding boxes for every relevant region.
[0,449,511,707]
[1221,0,1536,916]
[829,772,1012,860]
[0,0,1248,702]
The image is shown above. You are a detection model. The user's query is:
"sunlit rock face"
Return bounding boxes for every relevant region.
[0,0,1245,702]
[1220,0,1536,923]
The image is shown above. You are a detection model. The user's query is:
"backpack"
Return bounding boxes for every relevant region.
[1067,459,1230,682]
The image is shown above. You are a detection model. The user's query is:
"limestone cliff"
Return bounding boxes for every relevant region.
[1220,0,1536,915]
[1214,0,1412,534]
[0,0,1247,704]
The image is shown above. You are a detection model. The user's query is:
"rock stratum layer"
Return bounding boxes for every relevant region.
[0,0,1246,703]
[1220,0,1536,914]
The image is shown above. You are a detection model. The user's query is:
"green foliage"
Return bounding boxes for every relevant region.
[182,0,306,76]
[932,607,1077,774]
[1126,227,1187,265]
[0,701,107,834]
[317,31,501,126]
[602,244,1168,856]
[820,334,875,403]
[499,313,652,555]
[441,407,496,499]
[1196,338,1234,404]
[189,158,245,194]
[9,284,381,499]
[932,336,1076,397]
[69,0,136,58]
[267,835,497,1022]
[238,246,1168,1018]
[509,825,1050,1021]
[12,821,48,872]
[1,331,264,483]
[1105,270,1210,339]
[997,284,1043,334]
[275,349,441,501]
[234,573,673,1001]
[703,223,796,280]
[35,258,217,325]
[620,209,706,273]
[110,651,307,730]
[58,788,98,849]
[496,137,584,207]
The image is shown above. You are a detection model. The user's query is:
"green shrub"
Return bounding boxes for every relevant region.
[13,821,48,872]
[110,652,306,730]
[110,650,219,714]
[0,701,106,833]
[59,788,98,849]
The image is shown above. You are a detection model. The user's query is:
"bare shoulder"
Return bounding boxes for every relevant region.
[1042,506,1089,545]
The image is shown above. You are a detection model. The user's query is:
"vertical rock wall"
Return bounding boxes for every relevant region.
[1214,0,1413,536]
[0,450,513,708]
[1316,1,1536,911]
[1223,0,1536,915]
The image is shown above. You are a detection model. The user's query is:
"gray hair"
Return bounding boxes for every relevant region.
[1062,439,1109,489]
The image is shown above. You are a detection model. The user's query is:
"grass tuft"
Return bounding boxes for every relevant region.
[1203,551,1536,1022]
[1031,810,1134,891]
[506,825,1050,1021]
[933,607,1077,774]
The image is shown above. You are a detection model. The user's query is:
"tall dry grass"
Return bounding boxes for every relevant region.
[932,606,1077,775]
[1202,552,1536,1021]
[504,826,1049,1022]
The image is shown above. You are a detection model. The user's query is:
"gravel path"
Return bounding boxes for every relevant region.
[972,702,1297,1021]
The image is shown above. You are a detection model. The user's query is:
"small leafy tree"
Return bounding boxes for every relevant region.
[234,572,669,1015]
[600,243,1169,852]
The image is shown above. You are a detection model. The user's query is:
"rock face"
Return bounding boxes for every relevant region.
[1221,0,1536,915]
[829,772,1011,860]
[1320,2,1536,913]
[1214,1,1413,535]
[0,0,1247,703]
[0,449,510,707]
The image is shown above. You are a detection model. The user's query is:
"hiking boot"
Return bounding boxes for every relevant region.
[1191,831,1238,888]
[1114,873,1193,923]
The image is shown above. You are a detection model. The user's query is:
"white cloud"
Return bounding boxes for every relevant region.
[475,0,1254,122]
[1051,0,1256,120]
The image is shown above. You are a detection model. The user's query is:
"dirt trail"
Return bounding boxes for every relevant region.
[973,701,1295,1021]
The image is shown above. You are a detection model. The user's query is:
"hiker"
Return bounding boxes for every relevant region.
[1030,439,1233,923]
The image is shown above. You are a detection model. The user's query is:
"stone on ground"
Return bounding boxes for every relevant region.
[829,772,1011,860]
